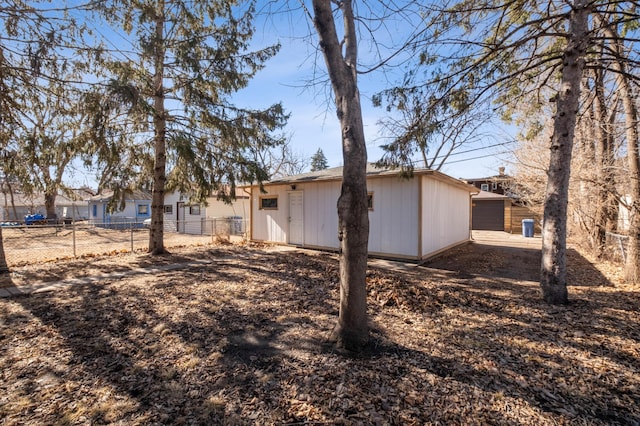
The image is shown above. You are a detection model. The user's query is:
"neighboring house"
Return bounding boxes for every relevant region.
[472,191,511,231]
[472,190,541,234]
[162,190,250,235]
[88,189,250,233]
[87,190,152,228]
[244,165,478,261]
[464,167,513,195]
[465,168,541,234]
[1,189,92,222]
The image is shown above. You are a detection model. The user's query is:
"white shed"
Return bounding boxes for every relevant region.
[245,165,478,261]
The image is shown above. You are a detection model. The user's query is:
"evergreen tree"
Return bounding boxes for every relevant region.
[91,0,288,255]
[310,148,329,171]
[0,1,85,276]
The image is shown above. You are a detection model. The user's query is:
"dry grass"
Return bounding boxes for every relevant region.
[0,243,638,425]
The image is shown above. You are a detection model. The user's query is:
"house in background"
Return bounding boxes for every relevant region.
[163,190,250,235]
[470,190,540,234]
[245,165,478,261]
[471,191,511,231]
[87,188,250,234]
[87,190,151,228]
[1,189,92,223]
[464,167,513,195]
[464,168,541,234]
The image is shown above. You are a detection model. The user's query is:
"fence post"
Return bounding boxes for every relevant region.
[72,221,77,258]
[130,225,134,253]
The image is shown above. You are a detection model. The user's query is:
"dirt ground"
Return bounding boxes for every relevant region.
[0,234,638,424]
[1,225,216,268]
[423,232,623,288]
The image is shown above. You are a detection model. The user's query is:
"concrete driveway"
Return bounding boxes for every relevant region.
[471,230,542,249]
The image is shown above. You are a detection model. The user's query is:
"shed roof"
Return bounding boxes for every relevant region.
[472,190,510,200]
[257,164,478,193]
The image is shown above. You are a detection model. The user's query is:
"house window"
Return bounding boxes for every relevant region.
[92,204,97,217]
[163,205,173,214]
[189,205,201,215]
[137,204,149,215]
[492,182,498,190]
[368,192,374,211]
[481,183,489,191]
[260,196,278,210]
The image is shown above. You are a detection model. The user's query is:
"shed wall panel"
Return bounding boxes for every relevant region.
[421,177,471,257]
[251,173,472,259]
[368,177,419,257]
[302,181,341,249]
[251,185,289,243]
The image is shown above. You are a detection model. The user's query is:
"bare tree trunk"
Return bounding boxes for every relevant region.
[609,43,640,282]
[149,1,168,255]
[592,67,616,258]
[0,226,9,277]
[44,191,57,220]
[541,0,589,304]
[7,181,18,221]
[312,0,369,350]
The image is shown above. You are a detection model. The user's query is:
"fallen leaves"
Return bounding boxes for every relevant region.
[0,244,639,425]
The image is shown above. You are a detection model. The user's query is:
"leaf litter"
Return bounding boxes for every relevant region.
[0,242,638,425]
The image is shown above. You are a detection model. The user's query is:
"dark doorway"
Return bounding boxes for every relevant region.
[472,200,504,231]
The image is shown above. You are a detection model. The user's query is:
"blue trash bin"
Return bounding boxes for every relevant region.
[522,219,535,238]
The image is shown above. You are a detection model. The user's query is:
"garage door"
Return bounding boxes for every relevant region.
[472,200,504,231]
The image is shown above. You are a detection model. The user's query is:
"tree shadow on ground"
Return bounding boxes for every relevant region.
[424,242,611,286]
[3,247,638,424]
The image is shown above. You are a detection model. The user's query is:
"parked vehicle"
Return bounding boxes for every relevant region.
[24,213,47,225]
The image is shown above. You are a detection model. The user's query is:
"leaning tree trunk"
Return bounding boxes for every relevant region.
[7,181,18,221]
[540,0,589,304]
[149,1,168,255]
[0,227,10,276]
[312,0,369,351]
[607,38,640,283]
[592,67,616,258]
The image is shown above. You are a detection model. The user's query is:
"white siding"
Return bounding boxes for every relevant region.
[302,181,341,249]
[163,192,181,223]
[164,191,249,235]
[251,173,471,260]
[252,177,420,256]
[251,185,290,243]
[368,177,420,257]
[181,205,202,234]
[205,196,250,219]
[421,176,471,257]
[88,202,104,223]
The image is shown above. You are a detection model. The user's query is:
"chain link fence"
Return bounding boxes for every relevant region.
[605,232,629,262]
[2,217,249,267]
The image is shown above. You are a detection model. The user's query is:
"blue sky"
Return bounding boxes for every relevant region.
[230,4,516,180]
[62,1,515,188]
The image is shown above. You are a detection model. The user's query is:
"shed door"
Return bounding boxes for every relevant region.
[472,200,505,231]
[288,192,303,245]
